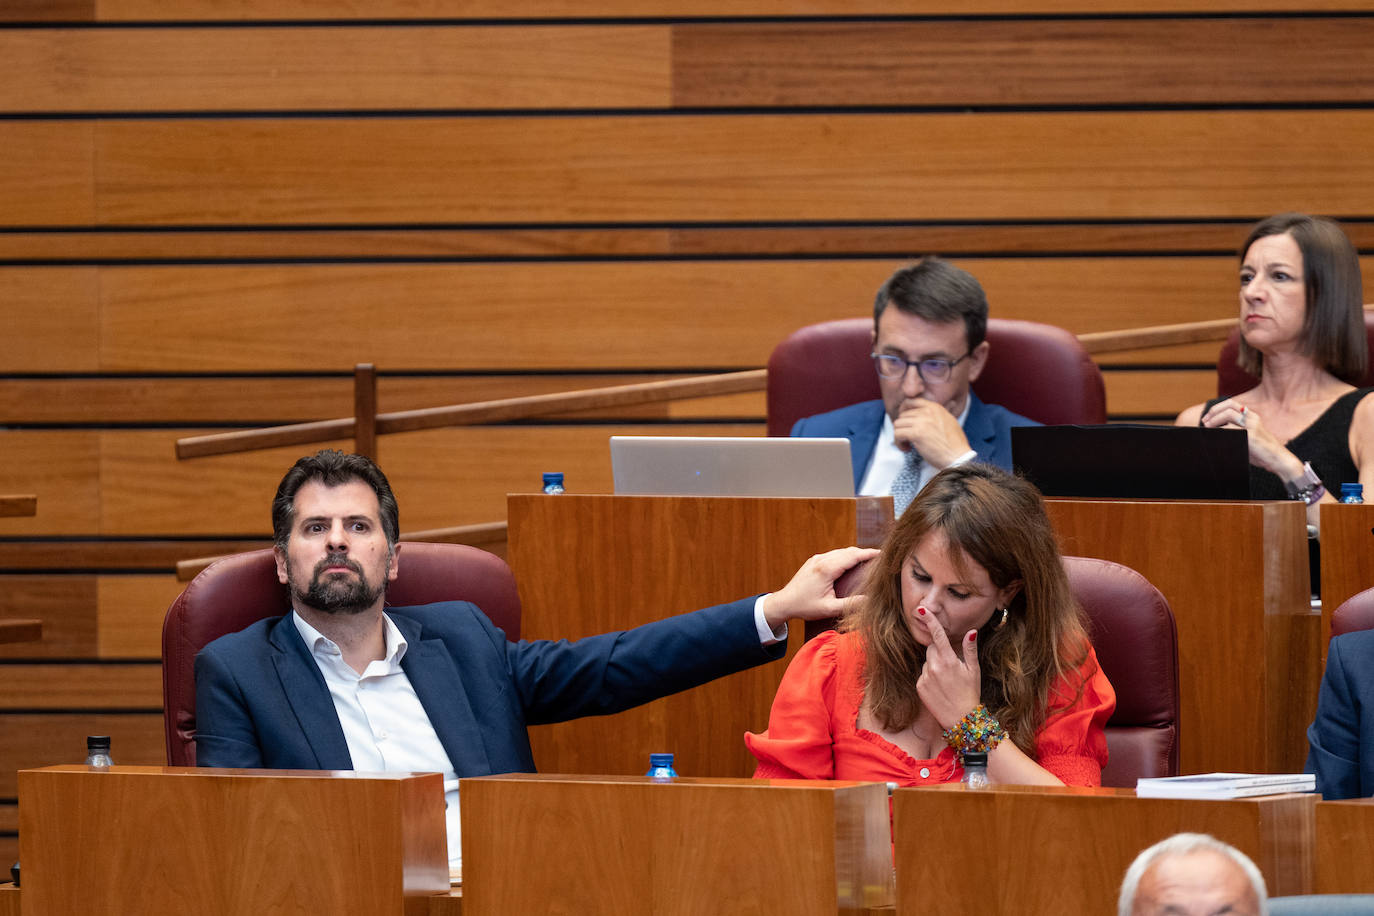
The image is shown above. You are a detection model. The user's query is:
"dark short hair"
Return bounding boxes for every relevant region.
[271,449,400,549]
[873,257,989,350]
[1236,212,1366,383]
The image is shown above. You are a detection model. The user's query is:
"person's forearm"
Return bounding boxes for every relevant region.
[986,741,1064,787]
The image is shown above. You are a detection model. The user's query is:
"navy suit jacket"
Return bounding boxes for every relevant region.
[194,597,781,775]
[1306,629,1374,799]
[790,392,1039,491]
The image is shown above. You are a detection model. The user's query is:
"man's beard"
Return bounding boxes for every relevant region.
[290,551,389,615]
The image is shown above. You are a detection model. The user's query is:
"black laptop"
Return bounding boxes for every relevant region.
[1011,425,1251,500]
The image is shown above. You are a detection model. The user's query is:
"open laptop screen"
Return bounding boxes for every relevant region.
[610,436,854,497]
[1011,425,1251,500]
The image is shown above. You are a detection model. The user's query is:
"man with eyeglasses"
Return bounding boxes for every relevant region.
[792,257,1038,514]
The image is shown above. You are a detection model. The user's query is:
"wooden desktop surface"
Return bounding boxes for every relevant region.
[1045,498,1314,774]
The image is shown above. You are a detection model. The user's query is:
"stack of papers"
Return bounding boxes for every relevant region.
[1136,772,1316,799]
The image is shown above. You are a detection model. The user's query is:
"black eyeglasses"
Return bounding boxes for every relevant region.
[871,352,970,383]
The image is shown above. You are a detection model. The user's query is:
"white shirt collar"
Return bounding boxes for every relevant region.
[290,608,408,666]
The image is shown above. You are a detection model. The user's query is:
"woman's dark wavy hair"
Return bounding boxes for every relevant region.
[1236,212,1366,384]
[842,463,1090,757]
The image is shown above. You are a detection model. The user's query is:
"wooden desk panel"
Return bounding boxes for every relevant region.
[1319,502,1374,647]
[897,785,1315,915]
[18,766,448,916]
[509,494,889,778]
[462,773,892,916]
[1315,799,1374,894]
[1045,499,1313,774]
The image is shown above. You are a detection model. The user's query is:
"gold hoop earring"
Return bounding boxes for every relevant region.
[997,607,1008,628]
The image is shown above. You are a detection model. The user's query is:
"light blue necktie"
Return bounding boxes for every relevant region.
[890,450,923,516]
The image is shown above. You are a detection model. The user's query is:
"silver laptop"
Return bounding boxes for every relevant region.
[610,436,854,497]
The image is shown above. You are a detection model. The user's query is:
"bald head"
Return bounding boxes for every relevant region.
[1120,834,1267,916]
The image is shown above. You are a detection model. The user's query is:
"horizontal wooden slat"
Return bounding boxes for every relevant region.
[674,18,1374,107]
[0,375,764,424]
[0,663,162,709]
[97,576,189,658]
[0,577,96,658]
[2,19,1369,113]
[0,805,14,832]
[66,111,1374,226]
[68,0,1374,21]
[0,433,100,536]
[1101,369,1217,418]
[0,712,165,795]
[0,268,100,372]
[7,222,1374,262]
[0,539,272,571]
[0,26,669,113]
[84,256,1365,371]
[0,123,94,226]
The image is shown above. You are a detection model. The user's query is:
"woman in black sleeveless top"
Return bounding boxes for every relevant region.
[1175,213,1374,525]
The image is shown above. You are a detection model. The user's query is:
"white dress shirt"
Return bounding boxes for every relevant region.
[292,611,463,868]
[858,401,977,497]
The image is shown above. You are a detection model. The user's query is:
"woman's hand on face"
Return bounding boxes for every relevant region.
[1199,400,1294,478]
[914,606,982,731]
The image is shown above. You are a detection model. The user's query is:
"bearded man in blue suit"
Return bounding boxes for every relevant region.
[194,449,872,868]
[792,257,1038,513]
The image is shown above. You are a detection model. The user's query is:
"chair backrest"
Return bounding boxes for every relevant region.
[813,554,1178,787]
[766,316,1107,437]
[1216,310,1374,398]
[1332,586,1374,638]
[161,541,522,766]
[1269,895,1374,915]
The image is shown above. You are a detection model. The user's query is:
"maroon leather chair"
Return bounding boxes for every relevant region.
[817,554,1178,786]
[1332,586,1374,638]
[766,317,1106,438]
[161,541,521,766]
[1216,310,1374,398]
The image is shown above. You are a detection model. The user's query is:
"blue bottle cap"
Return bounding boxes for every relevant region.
[542,472,564,486]
[648,753,674,767]
[1341,482,1363,498]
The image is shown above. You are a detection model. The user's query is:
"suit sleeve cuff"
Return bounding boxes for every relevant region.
[754,594,788,646]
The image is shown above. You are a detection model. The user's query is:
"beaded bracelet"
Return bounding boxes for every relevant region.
[941,704,1007,755]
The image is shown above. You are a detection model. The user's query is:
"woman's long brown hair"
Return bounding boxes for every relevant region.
[842,463,1091,757]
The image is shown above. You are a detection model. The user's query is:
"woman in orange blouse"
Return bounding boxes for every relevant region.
[747,464,1115,787]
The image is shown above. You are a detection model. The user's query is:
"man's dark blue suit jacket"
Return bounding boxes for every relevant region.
[194,597,780,775]
[1307,628,1374,799]
[790,393,1038,490]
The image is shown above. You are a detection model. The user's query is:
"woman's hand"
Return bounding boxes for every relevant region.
[1199,399,1305,481]
[913,606,982,730]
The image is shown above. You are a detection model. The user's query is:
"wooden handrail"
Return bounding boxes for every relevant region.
[1077,317,1235,354]
[176,368,766,459]
[174,521,511,581]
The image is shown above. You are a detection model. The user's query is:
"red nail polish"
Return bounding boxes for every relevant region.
[916,606,927,616]
[967,632,977,642]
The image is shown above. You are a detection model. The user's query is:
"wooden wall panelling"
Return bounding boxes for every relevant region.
[96,575,188,659]
[0,123,93,227]
[0,432,101,536]
[96,423,760,536]
[8,222,1372,263]
[0,374,764,424]
[81,112,1374,226]
[0,26,670,113]
[0,663,161,709]
[0,539,273,572]
[1100,369,1217,419]
[673,18,1374,107]
[0,268,101,373]
[79,0,1374,21]
[88,258,1297,371]
[0,713,165,795]
[0,577,97,658]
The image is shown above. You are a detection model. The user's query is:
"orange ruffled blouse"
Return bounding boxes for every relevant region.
[746,629,1116,787]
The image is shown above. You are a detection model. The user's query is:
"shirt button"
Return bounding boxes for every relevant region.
[919,767,930,779]
[376,731,388,741]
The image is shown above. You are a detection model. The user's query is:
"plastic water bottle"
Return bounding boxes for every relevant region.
[961,751,989,790]
[84,735,113,768]
[646,753,678,781]
[1340,483,1364,504]
[542,472,565,495]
